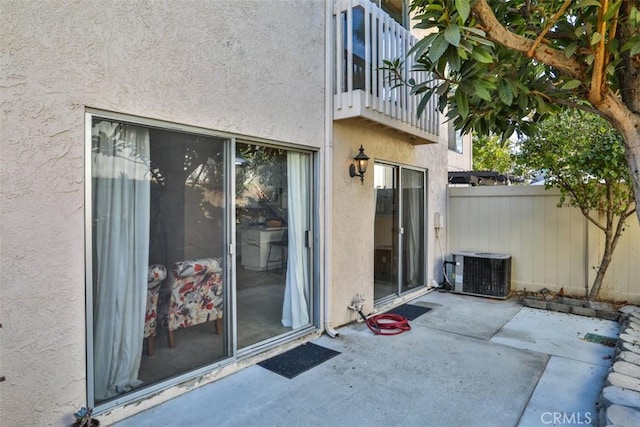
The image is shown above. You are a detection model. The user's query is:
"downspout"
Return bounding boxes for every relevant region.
[324,0,339,338]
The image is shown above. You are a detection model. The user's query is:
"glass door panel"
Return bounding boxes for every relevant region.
[91,118,228,404]
[373,164,398,300]
[374,163,426,303]
[235,143,312,349]
[400,168,425,293]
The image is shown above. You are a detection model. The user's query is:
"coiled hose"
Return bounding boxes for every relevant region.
[358,310,411,335]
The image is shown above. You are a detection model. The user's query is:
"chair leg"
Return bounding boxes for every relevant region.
[215,317,223,335]
[167,330,176,348]
[146,336,156,356]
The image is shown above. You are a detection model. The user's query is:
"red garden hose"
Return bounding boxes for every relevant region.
[358,310,411,335]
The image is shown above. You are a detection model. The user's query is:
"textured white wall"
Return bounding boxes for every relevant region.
[0,1,324,425]
[331,119,449,326]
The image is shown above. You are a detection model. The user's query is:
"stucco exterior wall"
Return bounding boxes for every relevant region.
[330,119,449,326]
[447,133,473,172]
[0,1,325,425]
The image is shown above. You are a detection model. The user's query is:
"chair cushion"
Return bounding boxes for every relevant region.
[171,258,221,279]
[148,264,167,289]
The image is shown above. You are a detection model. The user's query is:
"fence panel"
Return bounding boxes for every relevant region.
[448,186,639,303]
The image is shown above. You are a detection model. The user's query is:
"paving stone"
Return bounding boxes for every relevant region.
[620,333,640,346]
[608,372,640,393]
[622,342,640,355]
[624,328,640,339]
[601,386,640,410]
[522,298,547,310]
[620,351,640,367]
[628,320,640,331]
[605,404,640,427]
[620,306,640,317]
[571,306,597,317]
[597,309,621,321]
[559,297,586,307]
[589,300,614,311]
[613,361,640,378]
[547,302,571,313]
[629,313,640,324]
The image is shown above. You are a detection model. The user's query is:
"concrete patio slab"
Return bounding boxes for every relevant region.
[411,291,523,340]
[517,356,610,426]
[112,292,618,427]
[491,307,619,365]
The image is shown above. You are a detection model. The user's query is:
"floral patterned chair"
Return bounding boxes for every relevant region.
[145,264,167,356]
[167,258,224,348]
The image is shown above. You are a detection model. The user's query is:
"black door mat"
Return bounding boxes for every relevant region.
[258,342,341,379]
[387,304,432,321]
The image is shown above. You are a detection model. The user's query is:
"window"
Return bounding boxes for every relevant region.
[448,123,463,154]
[376,0,406,27]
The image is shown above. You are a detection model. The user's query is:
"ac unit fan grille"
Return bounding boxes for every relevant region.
[463,256,511,298]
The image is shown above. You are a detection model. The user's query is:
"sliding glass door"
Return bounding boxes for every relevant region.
[88,114,315,406]
[235,142,313,349]
[373,163,426,302]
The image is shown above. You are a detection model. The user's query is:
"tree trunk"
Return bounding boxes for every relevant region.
[587,208,630,301]
[588,248,611,301]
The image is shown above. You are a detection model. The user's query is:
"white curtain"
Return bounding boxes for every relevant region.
[92,121,150,400]
[281,152,310,328]
[403,170,422,285]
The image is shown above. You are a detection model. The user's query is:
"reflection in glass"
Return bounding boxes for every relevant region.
[235,143,312,348]
[91,118,227,403]
[401,168,425,293]
[373,164,398,300]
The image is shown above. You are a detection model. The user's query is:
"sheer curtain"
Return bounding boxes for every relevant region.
[281,152,310,328]
[403,170,422,286]
[92,121,150,400]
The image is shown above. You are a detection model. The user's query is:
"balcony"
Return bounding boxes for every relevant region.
[333,0,440,144]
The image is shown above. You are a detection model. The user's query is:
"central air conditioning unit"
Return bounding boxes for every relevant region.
[451,252,512,299]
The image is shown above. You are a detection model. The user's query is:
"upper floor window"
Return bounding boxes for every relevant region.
[373,0,407,27]
[448,122,464,154]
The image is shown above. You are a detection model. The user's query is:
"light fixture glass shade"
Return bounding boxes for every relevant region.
[349,145,369,184]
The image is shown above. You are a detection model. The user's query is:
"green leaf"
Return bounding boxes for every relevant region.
[621,36,640,56]
[428,33,449,62]
[455,89,469,119]
[561,80,582,90]
[564,43,578,58]
[579,0,602,8]
[498,80,513,105]
[416,91,433,118]
[444,24,461,47]
[447,46,461,71]
[455,0,471,22]
[591,32,602,46]
[470,47,493,64]
[408,33,437,59]
[473,81,492,101]
[603,1,622,21]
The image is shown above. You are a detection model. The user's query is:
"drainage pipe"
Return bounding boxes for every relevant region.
[323,0,339,338]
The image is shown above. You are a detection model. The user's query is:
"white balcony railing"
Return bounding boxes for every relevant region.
[333,0,440,143]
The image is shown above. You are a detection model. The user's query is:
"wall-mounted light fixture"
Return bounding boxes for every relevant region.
[349,145,369,185]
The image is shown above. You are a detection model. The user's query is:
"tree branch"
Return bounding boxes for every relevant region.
[471,0,587,81]
[526,0,573,58]
[590,0,609,104]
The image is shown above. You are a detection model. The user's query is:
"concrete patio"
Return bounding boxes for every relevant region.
[113,291,620,427]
